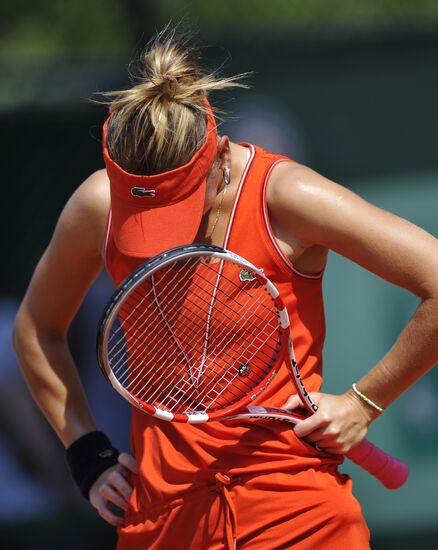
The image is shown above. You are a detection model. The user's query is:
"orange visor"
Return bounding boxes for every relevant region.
[103,99,218,257]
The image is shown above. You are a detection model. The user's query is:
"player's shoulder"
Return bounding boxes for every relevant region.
[265,160,359,248]
[65,168,110,225]
[266,161,319,216]
[53,169,110,253]
[266,160,349,218]
[73,168,110,209]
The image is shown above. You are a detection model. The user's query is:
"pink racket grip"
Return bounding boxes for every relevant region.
[346,438,409,489]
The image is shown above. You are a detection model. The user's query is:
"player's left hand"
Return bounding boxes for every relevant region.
[283,391,376,454]
[89,452,138,526]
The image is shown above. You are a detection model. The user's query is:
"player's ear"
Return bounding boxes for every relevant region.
[217,136,231,175]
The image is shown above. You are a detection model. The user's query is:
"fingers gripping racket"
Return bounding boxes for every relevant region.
[97,244,408,489]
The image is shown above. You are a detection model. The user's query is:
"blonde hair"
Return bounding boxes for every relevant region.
[100,27,248,175]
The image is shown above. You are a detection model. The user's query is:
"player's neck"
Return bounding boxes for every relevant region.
[229,142,250,181]
[195,143,250,247]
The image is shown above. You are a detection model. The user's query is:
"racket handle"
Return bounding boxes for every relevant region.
[346,438,409,489]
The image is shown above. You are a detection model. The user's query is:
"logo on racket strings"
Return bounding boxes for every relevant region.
[239,269,256,282]
[237,363,251,377]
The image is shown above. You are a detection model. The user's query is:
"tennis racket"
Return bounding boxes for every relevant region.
[96,244,409,489]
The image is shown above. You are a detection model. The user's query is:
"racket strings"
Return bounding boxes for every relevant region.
[180,322,281,412]
[142,299,280,412]
[150,272,196,383]
[131,268,278,381]
[111,261,277,382]
[110,257,276,363]
[108,258,231,370]
[106,258,284,412]
[109,267,269,385]
[195,257,225,383]
[116,281,280,409]
[114,276,280,410]
[107,259,211,381]
[121,271,277,389]
[107,257,195,359]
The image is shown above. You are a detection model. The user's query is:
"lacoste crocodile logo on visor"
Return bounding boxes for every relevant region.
[131,187,156,197]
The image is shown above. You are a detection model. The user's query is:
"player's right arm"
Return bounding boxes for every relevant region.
[13,170,109,446]
[13,170,137,525]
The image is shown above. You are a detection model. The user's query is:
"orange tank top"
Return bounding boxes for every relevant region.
[104,144,342,510]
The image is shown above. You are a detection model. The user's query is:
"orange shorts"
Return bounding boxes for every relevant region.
[117,468,370,550]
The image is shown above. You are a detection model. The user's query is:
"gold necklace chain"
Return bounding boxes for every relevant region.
[207,182,228,240]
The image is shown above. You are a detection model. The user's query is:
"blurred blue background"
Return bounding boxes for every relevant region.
[1,1,438,548]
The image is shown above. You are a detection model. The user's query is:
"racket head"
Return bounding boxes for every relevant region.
[97,244,291,423]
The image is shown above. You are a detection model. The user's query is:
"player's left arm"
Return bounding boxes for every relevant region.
[268,163,438,453]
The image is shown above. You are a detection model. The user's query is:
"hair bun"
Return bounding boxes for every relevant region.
[101,24,248,174]
[161,74,178,100]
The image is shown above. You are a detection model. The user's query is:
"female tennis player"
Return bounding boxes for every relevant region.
[13,28,438,549]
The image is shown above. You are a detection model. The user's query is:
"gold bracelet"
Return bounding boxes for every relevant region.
[351,383,385,413]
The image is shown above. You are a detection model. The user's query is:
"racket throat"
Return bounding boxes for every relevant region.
[289,357,318,414]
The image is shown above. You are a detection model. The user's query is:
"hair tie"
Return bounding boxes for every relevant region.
[162,74,178,99]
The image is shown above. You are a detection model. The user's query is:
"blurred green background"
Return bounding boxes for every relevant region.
[1,1,438,548]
